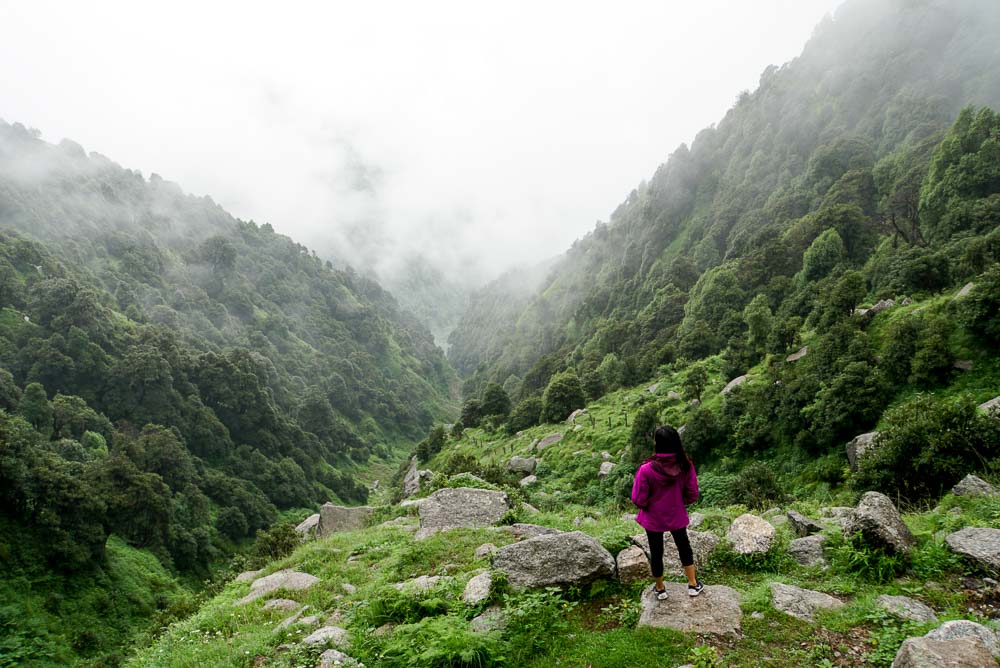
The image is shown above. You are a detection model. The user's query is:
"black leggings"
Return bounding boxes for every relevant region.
[645,528,694,577]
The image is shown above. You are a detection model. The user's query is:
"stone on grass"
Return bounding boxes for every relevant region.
[721,375,749,395]
[317,503,374,537]
[235,569,262,583]
[727,514,776,555]
[601,451,612,461]
[667,391,681,402]
[598,462,616,479]
[340,583,356,595]
[262,598,300,612]
[519,475,537,487]
[295,513,320,540]
[238,570,320,605]
[786,346,809,362]
[787,510,824,537]
[819,506,853,528]
[462,572,492,605]
[393,575,449,593]
[318,648,360,667]
[892,637,997,668]
[567,408,588,423]
[955,282,975,299]
[980,397,1000,417]
[471,605,507,633]
[688,512,705,529]
[846,432,879,472]
[507,456,537,474]
[952,474,998,498]
[475,543,497,559]
[504,523,562,541]
[616,546,650,584]
[277,606,311,629]
[493,531,615,589]
[876,595,937,623]
[789,535,827,567]
[403,456,432,497]
[924,620,1000,656]
[536,432,564,451]
[631,530,720,577]
[843,492,915,555]
[945,528,1000,573]
[521,502,540,514]
[637,584,742,636]
[770,583,843,621]
[302,625,350,648]
[418,487,510,534]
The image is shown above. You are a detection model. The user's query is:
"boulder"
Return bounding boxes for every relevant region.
[295,514,320,541]
[787,510,825,537]
[892,637,997,668]
[843,492,915,555]
[492,531,615,589]
[945,527,1000,573]
[536,432,564,451]
[504,523,563,541]
[667,391,681,402]
[462,571,492,605]
[770,583,843,621]
[470,605,507,633]
[521,502,540,514]
[277,606,312,629]
[868,298,896,316]
[235,569,262,583]
[819,506,854,528]
[954,359,974,371]
[631,530,720,577]
[317,504,374,537]
[402,456,421,496]
[567,408,588,423]
[474,543,497,559]
[598,462,616,479]
[876,595,937,623]
[318,649,360,667]
[925,620,1000,656]
[786,346,809,363]
[418,488,510,534]
[789,535,827,567]
[955,282,975,300]
[301,625,350,648]
[262,598,300,612]
[616,546,650,584]
[399,498,426,509]
[688,512,705,529]
[507,456,537,475]
[980,396,1000,417]
[951,474,998,498]
[647,383,660,394]
[721,375,749,395]
[393,575,450,593]
[238,570,320,605]
[519,475,538,487]
[727,514,776,555]
[637,584,742,636]
[846,432,879,472]
[601,451,612,461]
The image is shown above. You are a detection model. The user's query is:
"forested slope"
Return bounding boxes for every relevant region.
[0,120,457,664]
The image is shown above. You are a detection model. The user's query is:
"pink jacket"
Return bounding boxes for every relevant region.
[631,453,699,532]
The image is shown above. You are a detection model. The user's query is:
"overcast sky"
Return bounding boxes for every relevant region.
[0,0,843,286]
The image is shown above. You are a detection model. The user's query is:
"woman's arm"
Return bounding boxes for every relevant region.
[682,463,699,506]
[631,467,651,509]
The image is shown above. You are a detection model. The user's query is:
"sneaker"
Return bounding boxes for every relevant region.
[688,581,705,597]
[654,585,668,601]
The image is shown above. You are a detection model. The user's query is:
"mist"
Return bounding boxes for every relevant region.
[0,0,842,294]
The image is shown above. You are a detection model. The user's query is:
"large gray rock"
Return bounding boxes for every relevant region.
[402,456,422,496]
[317,503,374,537]
[789,535,827,567]
[302,625,350,648]
[238,569,320,605]
[631,530,720,577]
[925,620,1000,656]
[980,396,1000,417]
[295,513,320,541]
[721,374,749,395]
[846,432,879,472]
[892,638,997,668]
[637,584,742,636]
[616,546,650,584]
[787,510,825,537]
[770,582,843,621]
[786,346,809,363]
[843,492,915,555]
[536,432,564,451]
[951,474,998,498]
[462,571,492,605]
[945,527,1000,573]
[504,523,562,541]
[418,487,510,534]
[876,595,938,623]
[493,531,615,589]
[727,514,776,555]
[507,456,537,475]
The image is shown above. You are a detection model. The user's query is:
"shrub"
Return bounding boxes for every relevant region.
[376,615,501,668]
[682,408,723,462]
[958,263,1000,344]
[503,588,576,664]
[249,521,299,567]
[726,462,786,510]
[506,396,543,434]
[540,371,585,424]
[829,532,908,583]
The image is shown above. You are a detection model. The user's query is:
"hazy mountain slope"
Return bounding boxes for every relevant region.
[449,0,1000,401]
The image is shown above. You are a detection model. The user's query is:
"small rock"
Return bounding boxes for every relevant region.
[789,535,827,567]
[505,523,563,541]
[567,408,588,423]
[373,623,396,637]
[277,606,311,629]
[475,543,497,559]
[235,569,262,583]
[399,498,426,509]
[507,456,537,474]
[462,572,492,605]
[770,583,843,621]
[238,570,320,605]
[647,383,660,394]
[689,399,701,408]
[876,595,937,623]
[317,648,358,667]
[951,474,998,498]
[301,625,350,648]
[521,502,540,514]
[954,359,974,371]
[262,598,300,612]
[616,546,650,584]
[727,514,776,555]
[393,575,449,593]
[980,396,1000,417]
[340,583,357,595]
[945,527,1000,573]
[470,605,507,633]
[601,451,612,461]
[598,462,616,479]
[536,432,564,451]
[787,510,825,537]
[295,513,320,540]
[751,611,765,620]
[843,491,915,556]
[637,584,742,635]
[519,475,538,487]
[688,512,705,529]
[667,390,681,401]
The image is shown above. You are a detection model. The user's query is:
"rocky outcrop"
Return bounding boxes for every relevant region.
[789,535,827,567]
[770,583,843,621]
[843,492,915,555]
[876,595,937,623]
[980,396,1000,416]
[403,456,432,497]
[536,432,564,451]
[235,569,262,582]
[493,531,615,589]
[951,474,998,498]
[417,488,510,537]
[727,514,775,555]
[846,432,878,472]
[317,504,374,537]
[786,346,809,362]
[945,527,1000,573]
[787,510,824,537]
[925,620,1000,656]
[721,375,749,395]
[462,571,492,605]
[955,282,975,299]
[637,584,742,636]
[238,569,320,605]
[631,530,720,577]
[295,513,320,540]
[507,456,537,475]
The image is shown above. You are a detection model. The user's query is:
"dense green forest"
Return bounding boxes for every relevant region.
[448,0,1000,459]
[0,120,457,664]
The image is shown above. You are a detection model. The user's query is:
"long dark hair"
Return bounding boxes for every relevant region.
[645,425,691,474]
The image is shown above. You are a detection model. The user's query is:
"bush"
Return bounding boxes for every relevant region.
[682,407,723,462]
[540,372,585,424]
[829,532,907,583]
[726,462,786,510]
[503,588,576,664]
[376,615,501,668]
[854,394,1000,502]
[958,263,1000,345]
[249,521,299,567]
[506,396,543,434]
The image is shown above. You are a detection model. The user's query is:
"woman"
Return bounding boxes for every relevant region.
[631,424,704,599]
